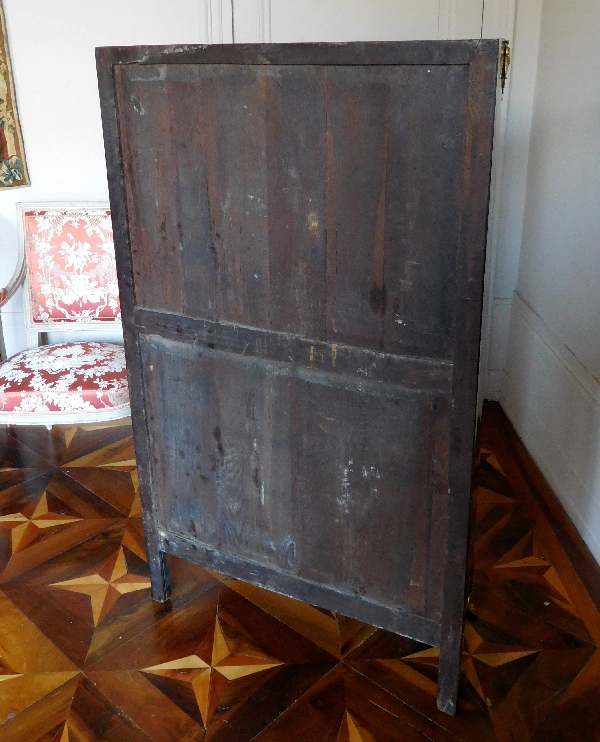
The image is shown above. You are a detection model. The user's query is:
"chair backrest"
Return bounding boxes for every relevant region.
[18,203,121,345]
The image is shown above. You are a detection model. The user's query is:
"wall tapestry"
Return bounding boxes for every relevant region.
[0,1,28,188]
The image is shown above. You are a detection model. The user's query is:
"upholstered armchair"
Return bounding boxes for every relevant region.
[0,204,130,426]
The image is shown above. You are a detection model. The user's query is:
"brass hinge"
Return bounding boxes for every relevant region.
[500,40,511,93]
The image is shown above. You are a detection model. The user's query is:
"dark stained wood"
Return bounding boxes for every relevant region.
[96,40,500,715]
[96,40,476,67]
[163,530,441,646]
[265,67,327,337]
[1,404,600,738]
[438,41,499,714]
[96,53,172,604]
[135,308,454,392]
[324,64,469,358]
[141,333,446,621]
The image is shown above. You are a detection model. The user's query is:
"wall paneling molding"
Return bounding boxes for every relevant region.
[258,0,271,42]
[438,0,459,39]
[503,293,600,564]
[200,0,234,43]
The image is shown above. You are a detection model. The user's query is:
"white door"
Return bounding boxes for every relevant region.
[228,0,514,45]
[203,0,518,403]
[234,0,483,43]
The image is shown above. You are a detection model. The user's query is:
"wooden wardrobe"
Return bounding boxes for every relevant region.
[97,40,499,715]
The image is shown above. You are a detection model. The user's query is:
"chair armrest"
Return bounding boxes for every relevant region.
[0,250,26,309]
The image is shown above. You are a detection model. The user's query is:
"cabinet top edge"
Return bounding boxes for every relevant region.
[96,39,500,69]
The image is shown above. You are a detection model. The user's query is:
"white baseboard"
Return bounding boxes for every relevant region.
[484,297,513,401]
[501,293,600,564]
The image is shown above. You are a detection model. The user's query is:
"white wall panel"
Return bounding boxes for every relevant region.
[516,0,600,381]
[454,0,485,38]
[0,0,205,358]
[479,0,543,401]
[503,295,600,563]
[235,0,487,43]
[267,0,440,43]
[503,0,600,563]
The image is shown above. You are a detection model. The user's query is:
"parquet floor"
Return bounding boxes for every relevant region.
[0,403,599,741]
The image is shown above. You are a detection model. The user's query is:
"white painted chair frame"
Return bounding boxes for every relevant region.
[0,202,130,426]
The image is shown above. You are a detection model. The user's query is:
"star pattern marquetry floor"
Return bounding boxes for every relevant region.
[0,404,599,741]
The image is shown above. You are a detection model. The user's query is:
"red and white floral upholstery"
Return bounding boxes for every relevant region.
[23,208,120,324]
[0,205,130,426]
[0,342,129,423]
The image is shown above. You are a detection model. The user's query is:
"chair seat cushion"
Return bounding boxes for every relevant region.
[0,342,129,415]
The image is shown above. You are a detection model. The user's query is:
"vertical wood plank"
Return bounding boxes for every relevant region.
[382,65,468,359]
[324,67,388,351]
[201,65,271,328]
[98,56,171,602]
[165,66,217,320]
[265,66,327,338]
[437,40,499,715]
[118,66,185,315]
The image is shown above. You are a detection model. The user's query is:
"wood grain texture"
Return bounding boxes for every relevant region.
[97,40,500,714]
[438,42,499,714]
[0,405,598,739]
[97,56,172,604]
[118,61,471,358]
[135,309,454,392]
[140,334,446,620]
